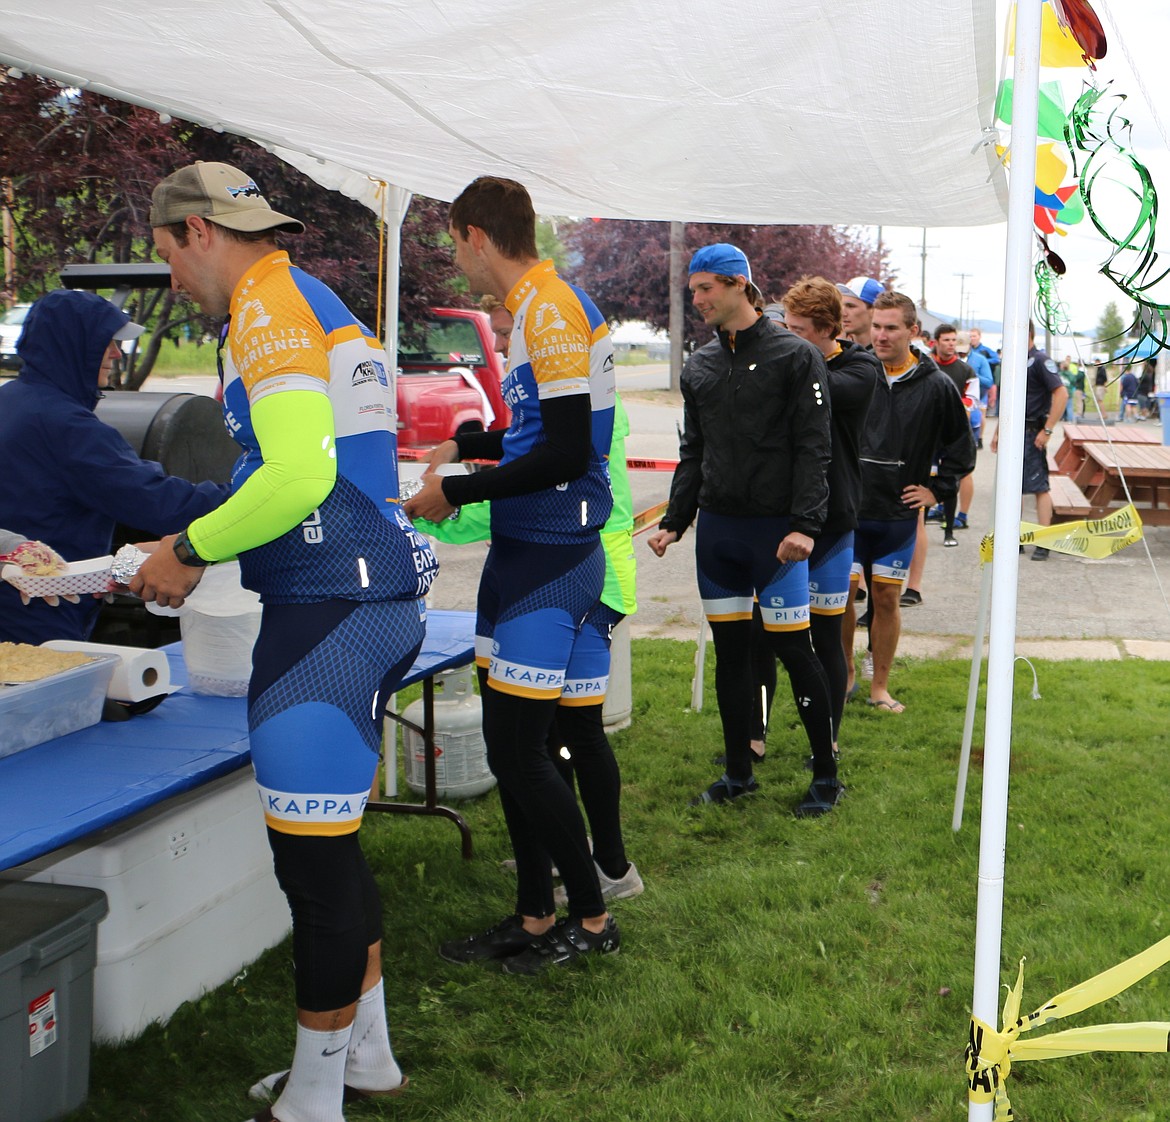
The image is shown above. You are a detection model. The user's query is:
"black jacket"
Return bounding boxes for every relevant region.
[824,341,882,533]
[858,351,975,521]
[660,315,831,538]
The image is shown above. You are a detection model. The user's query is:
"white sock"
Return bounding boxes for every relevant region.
[271,1022,352,1122]
[344,978,404,1093]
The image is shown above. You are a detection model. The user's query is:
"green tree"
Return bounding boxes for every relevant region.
[0,75,462,386]
[1094,300,1127,357]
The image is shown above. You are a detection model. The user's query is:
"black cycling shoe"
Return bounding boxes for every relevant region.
[690,774,759,806]
[501,916,620,975]
[439,914,544,964]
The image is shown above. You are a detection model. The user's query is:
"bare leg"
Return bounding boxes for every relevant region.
[841,576,859,695]
[905,509,927,593]
[959,473,974,519]
[868,581,903,709]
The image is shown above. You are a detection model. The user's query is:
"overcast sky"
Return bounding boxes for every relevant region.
[880,0,1169,341]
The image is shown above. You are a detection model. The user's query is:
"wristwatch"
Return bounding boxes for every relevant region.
[1043,427,1054,435]
[173,530,208,567]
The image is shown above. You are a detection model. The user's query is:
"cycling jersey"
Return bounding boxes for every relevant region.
[192,251,437,604]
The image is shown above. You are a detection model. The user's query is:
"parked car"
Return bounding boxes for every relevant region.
[396,307,509,450]
[0,302,32,372]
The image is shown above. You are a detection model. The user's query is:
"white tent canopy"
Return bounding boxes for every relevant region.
[0,0,1007,226]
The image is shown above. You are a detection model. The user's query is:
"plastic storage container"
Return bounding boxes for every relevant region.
[176,561,262,696]
[12,769,290,1041]
[399,664,495,799]
[0,654,118,760]
[0,880,108,1122]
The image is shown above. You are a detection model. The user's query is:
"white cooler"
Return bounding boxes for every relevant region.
[10,768,290,1041]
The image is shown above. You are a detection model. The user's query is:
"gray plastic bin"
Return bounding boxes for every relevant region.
[0,881,108,1122]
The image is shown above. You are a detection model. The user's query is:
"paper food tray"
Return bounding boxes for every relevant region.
[2,555,114,598]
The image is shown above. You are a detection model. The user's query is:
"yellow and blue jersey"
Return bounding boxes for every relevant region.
[218,251,437,603]
[497,260,616,545]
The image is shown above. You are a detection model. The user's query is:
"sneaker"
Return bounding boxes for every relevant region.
[900,588,922,606]
[501,916,620,975]
[439,914,545,964]
[954,512,969,530]
[249,1071,406,1104]
[861,652,874,679]
[794,776,845,819]
[925,504,945,522]
[1031,546,1050,561]
[554,860,644,907]
[943,535,958,547]
[690,774,759,806]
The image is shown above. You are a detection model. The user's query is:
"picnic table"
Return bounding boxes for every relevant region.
[1070,441,1170,525]
[1053,423,1161,480]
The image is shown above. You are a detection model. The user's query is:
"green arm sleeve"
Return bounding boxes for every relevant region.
[187,390,337,562]
[412,500,491,545]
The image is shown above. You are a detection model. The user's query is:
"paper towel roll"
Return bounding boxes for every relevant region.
[42,641,173,702]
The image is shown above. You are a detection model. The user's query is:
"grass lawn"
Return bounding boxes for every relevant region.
[69,645,1170,1122]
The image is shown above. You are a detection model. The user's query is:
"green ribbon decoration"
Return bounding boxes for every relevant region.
[1034,258,1072,335]
[1065,81,1169,362]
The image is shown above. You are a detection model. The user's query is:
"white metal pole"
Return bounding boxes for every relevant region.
[968,1,1043,1117]
[382,185,412,496]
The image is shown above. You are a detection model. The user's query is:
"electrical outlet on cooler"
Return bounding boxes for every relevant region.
[169,830,189,859]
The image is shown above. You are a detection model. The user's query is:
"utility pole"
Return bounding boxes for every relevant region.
[916,228,940,310]
[954,272,972,328]
[668,221,685,394]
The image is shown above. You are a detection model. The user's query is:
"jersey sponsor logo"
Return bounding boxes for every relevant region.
[561,676,607,698]
[489,654,565,691]
[226,180,263,198]
[259,785,368,822]
[532,300,567,335]
[769,595,786,608]
[224,408,242,434]
[237,296,272,333]
[504,380,530,407]
[351,359,386,387]
[302,508,323,544]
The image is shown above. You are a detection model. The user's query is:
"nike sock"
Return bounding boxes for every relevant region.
[345,979,404,1093]
[271,1022,351,1122]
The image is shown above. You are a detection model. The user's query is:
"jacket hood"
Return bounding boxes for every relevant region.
[16,289,134,410]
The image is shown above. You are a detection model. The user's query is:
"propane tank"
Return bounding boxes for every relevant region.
[399,664,495,799]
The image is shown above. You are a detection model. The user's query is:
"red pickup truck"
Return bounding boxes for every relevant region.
[396,307,509,450]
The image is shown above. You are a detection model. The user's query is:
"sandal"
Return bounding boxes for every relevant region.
[866,697,905,714]
[690,774,759,806]
[794,777,845,819]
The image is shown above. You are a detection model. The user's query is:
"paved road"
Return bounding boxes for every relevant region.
[146,367,1170,644]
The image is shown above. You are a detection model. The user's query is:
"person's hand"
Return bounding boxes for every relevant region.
[402,474,456,521]
[128,534,205,609]
[646,529,678,557]
[776,531,814,563]
[1033,429,1051,451]
[902,484,936,510]
[422,439,460,475]
[990,426,999,454]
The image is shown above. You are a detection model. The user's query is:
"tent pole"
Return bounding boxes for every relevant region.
[382,186,412,493]
[968,0,1042,1116]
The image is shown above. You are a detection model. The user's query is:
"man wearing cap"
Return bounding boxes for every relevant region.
[837,276,883,349]
[0,288,227,644]
[131,162,438,1122]
[648,244,840,817]
[840,292,974,712]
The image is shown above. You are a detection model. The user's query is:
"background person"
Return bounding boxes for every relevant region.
[0,288,227,643]
[132,162,436,1122]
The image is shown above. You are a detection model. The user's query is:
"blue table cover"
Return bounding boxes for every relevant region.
[0,609,474,870]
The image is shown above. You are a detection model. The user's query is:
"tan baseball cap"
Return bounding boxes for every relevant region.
[149,161,305,233]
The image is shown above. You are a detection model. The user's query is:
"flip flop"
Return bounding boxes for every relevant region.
[845,683,860,703]
[866,697,905,714]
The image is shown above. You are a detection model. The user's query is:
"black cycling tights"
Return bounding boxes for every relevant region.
[267,827,382,1013]
[479,668,605,919]
[711,617,836,783]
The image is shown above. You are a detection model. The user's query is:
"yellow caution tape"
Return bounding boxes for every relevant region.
[978,503,1144,563]
[966,935,1170,1121]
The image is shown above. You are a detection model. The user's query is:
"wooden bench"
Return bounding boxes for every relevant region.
[1048,473,1093,520]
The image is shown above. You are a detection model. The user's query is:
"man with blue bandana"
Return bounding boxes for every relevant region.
[647,244,839,817]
